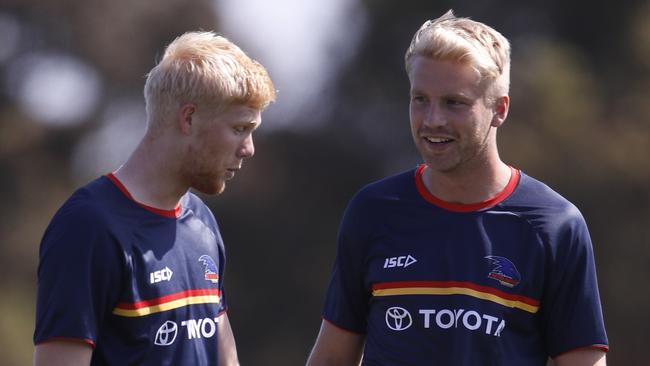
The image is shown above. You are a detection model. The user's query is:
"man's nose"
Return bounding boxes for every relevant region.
[238,134,254,158]
[423,103,447,127]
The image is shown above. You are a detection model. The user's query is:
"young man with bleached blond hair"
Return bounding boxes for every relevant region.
[34,31,275,366]
[307,10,608,366]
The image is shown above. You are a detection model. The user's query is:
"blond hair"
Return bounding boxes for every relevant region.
[405,10,510,98]
[144,31,276,128]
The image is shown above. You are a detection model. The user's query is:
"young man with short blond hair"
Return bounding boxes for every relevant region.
[307,11,608,366]
[34,31,275,366]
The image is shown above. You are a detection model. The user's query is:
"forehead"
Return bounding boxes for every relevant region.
[408,56,483,97]
[208,103,262,123]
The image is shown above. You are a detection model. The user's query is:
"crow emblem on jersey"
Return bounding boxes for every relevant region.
[485,256,521,288]
[198,255,219,284]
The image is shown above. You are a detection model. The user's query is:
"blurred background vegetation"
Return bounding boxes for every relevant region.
[1,0,648,365]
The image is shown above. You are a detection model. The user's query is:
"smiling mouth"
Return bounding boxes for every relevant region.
[424,136,454,143]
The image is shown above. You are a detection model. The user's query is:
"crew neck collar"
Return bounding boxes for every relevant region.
[106,173,182,218]
[414,164,520,212]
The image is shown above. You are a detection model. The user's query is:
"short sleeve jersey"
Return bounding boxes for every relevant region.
[35,174,228,365]
[322,165,608,366]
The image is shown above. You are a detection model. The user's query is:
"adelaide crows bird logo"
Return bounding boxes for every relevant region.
[198,255,219,284]
[485,255,521,288]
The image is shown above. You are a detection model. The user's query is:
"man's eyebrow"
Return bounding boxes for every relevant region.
[409,88,475,99]
[239,119,261,128]
[444,91,474,99]
[409,87,427,95]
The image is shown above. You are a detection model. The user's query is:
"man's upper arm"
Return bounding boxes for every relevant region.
[217,313,239,366]
[539,208,608,355]
[34,341,93,366]
[34,200,121,346]
[306,319,365,366]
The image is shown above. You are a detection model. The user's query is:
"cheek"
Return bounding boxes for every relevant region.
[193,142,221,170]
[409,106,421,128]
[409,103,423,119]
[409,118,419,137]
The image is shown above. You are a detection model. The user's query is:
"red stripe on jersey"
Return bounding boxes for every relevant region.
[37,337,96,348]
[554,344,609,357]
[116,288,221,310]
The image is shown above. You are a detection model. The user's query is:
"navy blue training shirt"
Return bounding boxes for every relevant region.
[35,174,227,365]
[322,164,608,365]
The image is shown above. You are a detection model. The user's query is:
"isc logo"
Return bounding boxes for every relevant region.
[383,255,417,268]
[150,267,173,284]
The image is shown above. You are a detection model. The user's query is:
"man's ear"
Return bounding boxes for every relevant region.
[178,103,196,135]
[491,95,509,128]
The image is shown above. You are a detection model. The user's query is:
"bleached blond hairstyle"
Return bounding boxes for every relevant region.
[405,10,511,99]
[144,31,276,128]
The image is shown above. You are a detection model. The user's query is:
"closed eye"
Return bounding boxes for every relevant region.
[234,122,259,134]
[446,98,466,106]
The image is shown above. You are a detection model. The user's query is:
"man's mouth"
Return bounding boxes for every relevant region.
[225,168,239,179]
[424,136,454,143]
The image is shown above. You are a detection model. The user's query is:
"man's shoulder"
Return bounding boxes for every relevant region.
[40,176,127,255]
[340,167,420,224]
[354,166,418,201]
[506,171,587,230]
[54,176,117,223]
[182,191,220,230]
[183,191,210,210]
[512,172,578,207]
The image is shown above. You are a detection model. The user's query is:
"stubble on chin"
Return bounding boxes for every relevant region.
[183,168,225,195]
[417,144,461,173]
[423,158,461,175]
[194,177,225,196]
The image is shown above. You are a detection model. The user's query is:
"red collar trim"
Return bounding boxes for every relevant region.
[106,173,182,218]
[414,164,520,212]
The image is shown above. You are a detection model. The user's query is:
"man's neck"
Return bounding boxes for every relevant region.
[422,160,512,205]
[113,137,188,210]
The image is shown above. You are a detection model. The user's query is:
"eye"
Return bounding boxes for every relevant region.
[411,95,427,104]
[445,98,467,107]
[233,126,247,134]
